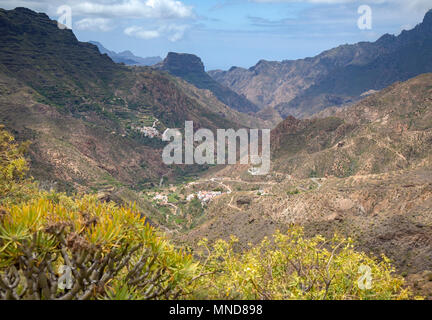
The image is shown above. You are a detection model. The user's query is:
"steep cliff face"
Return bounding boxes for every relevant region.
[209,9,432,119]
[155,52,260,114]
[157,52,206,75]
[0,7,119,108]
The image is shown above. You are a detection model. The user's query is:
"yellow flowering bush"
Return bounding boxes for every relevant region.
[195,228,411,300]
[0,195,198,300]
[0,125,37,204]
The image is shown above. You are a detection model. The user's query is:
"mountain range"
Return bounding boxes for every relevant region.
[209,9,432,119]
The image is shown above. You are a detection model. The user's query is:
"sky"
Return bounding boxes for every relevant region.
[0,0,431,70]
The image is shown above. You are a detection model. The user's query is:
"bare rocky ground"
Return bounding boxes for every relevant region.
[170,167,432,298]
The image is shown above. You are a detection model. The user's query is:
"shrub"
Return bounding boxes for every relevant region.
[168,193,180,203]
[0,125,37,205]
[0,195,198,300]
[195,227,411,300]
[287,189,300,195]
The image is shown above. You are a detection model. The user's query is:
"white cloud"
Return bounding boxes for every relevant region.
[164,24,189,41]
[0,0,195,40]
[250,0,428,4]
[124,23,189,41]
[250,0,378,3]
[124,26,160,39]
[75,17,114,31]
[249,0,432,13]
[73,0,194,19]
[402,0,432,12]
[0,0,195,20]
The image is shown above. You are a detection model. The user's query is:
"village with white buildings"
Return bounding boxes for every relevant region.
[133,118,161,138]
[187,191,223,204]
[153,190,223,206]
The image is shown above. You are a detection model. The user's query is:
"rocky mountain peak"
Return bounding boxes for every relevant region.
[423,9,432,25]
[376,33,396,45]
[154,52,260,113]
[159,52,205,75]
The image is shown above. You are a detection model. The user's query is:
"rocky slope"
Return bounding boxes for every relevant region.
[154,52,261,114]
[210,9,432,119]
[270,73,432,178]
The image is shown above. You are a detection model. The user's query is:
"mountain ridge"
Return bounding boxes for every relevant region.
[209,9,432,119]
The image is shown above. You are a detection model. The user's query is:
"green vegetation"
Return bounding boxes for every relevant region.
[167,193,180,203]
[287,189,300,195]
[309,170,318,178]
[0,125,37,205]
[0,196,197,300]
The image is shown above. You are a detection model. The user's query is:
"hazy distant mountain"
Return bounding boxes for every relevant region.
[89,41,162,66]
[154,52,260,114]
[210,9,432,119]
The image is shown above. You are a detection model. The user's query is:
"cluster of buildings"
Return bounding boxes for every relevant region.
[152,194,168,204]
[134,118,160,138]
[187,191,222,204]
[152,189,223,207]
[136,126,160,138]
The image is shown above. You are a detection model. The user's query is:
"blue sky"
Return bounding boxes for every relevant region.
[1,0,431,70]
